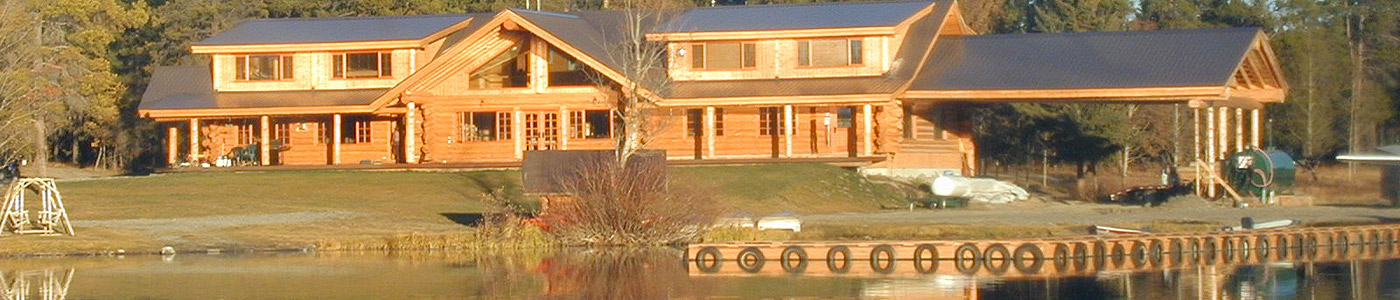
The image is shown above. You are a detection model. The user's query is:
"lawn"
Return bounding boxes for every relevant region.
[0,163,910,255]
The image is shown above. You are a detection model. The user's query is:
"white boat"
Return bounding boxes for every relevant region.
[1089,225,1149,235]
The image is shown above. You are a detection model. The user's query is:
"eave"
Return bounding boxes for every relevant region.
[140,105,376,120]
[190,16,477,54]
[646,26,897,42]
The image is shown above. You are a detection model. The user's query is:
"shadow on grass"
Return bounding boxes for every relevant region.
[441,213,484,226]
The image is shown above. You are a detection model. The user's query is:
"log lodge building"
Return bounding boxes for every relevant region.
[138,0,1287,178]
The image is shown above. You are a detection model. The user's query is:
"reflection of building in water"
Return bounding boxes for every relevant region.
[861,276,993,300]
[0,269,73,300]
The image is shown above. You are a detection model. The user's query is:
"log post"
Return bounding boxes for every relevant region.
[167,125,179,166]
[189,118,200,164]
[1193,108,1201,196]
[405,102,418,163]
[1206,107,1216,197]
[863,104,874,156]
[705,106,716,158]
[513,109,523,159]
[333,114,342,165]
[559,106,569,150]
[1217,107,1228,159]
[1252,109,1263,150]
[260,116,270,166]
[783,105,793,157]
[1234,108,1244,153]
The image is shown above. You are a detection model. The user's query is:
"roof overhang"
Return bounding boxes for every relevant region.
[658,94,891,107]
[190,16,477,54]
[645,26,897,41]
[141,105,376,120]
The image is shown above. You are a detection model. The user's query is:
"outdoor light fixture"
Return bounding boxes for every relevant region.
[677,48,686,57]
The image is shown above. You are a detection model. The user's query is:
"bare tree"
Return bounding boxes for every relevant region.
[595,0,683,163]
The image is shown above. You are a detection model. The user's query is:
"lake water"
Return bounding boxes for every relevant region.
[2,248,1398,299]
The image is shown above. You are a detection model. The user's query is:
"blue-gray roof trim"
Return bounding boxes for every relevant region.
[653,0,935,33]
[194,14,474,45]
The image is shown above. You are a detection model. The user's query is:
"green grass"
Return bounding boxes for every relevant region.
[1,163,909,255]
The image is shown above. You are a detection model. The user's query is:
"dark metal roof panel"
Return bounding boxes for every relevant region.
[910,28,1260,90]
[653,0,937,33]
[195,14,473,45]
[139,66,388,110]
[513,10,624,72]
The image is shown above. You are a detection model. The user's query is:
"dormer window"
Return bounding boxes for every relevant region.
[333,52,392,79]
[234,55,293,81]
[798,39,863,67]
[690,42,757,70]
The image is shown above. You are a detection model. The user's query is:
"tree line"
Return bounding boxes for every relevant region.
[0,0,1394,176]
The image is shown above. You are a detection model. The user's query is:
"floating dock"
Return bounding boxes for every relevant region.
[686,223,1400,277]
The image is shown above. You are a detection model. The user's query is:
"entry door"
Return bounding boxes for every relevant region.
[523,112,560,151]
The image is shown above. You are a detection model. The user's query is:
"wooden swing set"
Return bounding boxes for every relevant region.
[0,178,74,236]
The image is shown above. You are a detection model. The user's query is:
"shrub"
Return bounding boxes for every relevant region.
[545,157,721,246]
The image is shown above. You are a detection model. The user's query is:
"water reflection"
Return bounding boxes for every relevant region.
[0,250,1397,299]
[1,268,72,300]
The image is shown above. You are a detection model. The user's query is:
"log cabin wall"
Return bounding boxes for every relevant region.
[666,36,891,81]
[870,102,975,175]
[212,49,421,92]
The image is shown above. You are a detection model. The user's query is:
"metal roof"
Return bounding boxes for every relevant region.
[139,66,386,110]
[909,27,1260,90]
[195,14,474,45]
[653,1,936,33]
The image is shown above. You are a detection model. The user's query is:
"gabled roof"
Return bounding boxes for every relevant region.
[511,10,636,75]
[910,28,1261,91]
[194,14,478,46]
[652,0,936,33]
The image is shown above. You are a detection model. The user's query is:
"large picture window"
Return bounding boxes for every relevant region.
[471,46,529,88]
[333,52,392,78]
[235,55,293,81]
[548,46,595,86]
[569,110,612,139]
[798,39,863,67]
[458,112,508,142]
[338,116,372,144]
[691,42,756,70]
[759,107,784,136]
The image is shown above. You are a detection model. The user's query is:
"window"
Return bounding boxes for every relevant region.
[236,122,255,145]
[273,123,291,145]
[457,112,499,142]
[496,112,514,140]
[548,46,595,86]
[316,122,329,144]
[759,107,784,136]
[715,108,725,136]
[691,42,756,69]
[339,116,371,144]
[680,108,697,136]
[798,39,863,67]
[235,55,293,81]
[836,107,854,128]
[569,110,612,139]
[471,46,529,88]
[333,52,392,78]
[902,104,914,139]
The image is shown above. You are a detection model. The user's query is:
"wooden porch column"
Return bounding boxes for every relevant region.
[513,109,523,159]
[405,102,418,163]
[783,105,793,157]
[1217,107,1228,159]
[1234,108,1244,152]
[167,125,179,166]
[260,115,271,166]
[1206,107,1216,197]
[1250,109,1262,148]
[332,114,342,165]
[1192,108,1201,195]
[189,118,200,164]
[862,104,873,156]
[704,106,716,158]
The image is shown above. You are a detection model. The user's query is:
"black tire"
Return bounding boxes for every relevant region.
[1092,241,1108,270]
[1147,240,1164,267]
[869,245,896,274]
[827,246,852,273]
[1304,234,1319,258]
[1255,235,1270,262]
[1052,243,1070,273]
[1110,243,1127,267]
[1370,231,1382,255]
[1169,239,1185,266]
[1072,243,1089,271]
[1013,244,1045,274]
[1275,235,1290,259]
[1240,238,1252,261]
[1129,241,1149,267]
[1188,238,1202,263]
[912,244,939,274]
[737,247,765,273]
[695,247,722,273]
[1222,238,1236,263]
[780,246,808,274]
[955,243,981,275]
[1203,239,1218,263]
[984,243,1011,274]
[1336,234,1350,257]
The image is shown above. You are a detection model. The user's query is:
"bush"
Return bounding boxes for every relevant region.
[545,157,722,246]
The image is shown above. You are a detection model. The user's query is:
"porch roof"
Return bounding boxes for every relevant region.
[138,66,387,116]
